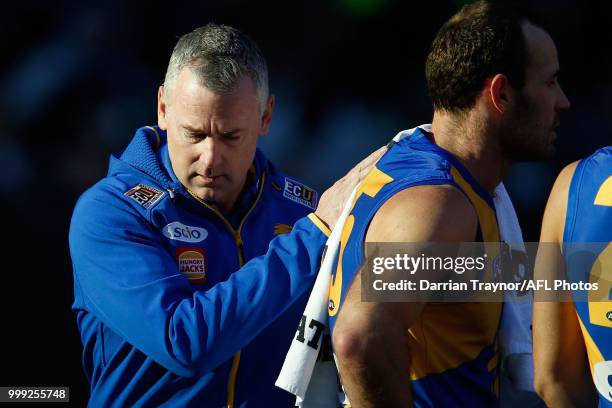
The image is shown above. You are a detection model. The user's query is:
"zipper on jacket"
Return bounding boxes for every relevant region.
[185,173,267,407]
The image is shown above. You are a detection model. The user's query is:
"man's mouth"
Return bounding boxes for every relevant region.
[195,174,222,185]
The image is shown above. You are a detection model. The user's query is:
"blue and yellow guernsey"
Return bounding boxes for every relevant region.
[327,127,502,407]
[563,146,612,407]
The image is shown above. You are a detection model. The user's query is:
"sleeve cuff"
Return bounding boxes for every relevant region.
[307,213,332,237]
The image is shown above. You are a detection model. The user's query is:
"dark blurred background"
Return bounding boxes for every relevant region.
[0,0,610,405]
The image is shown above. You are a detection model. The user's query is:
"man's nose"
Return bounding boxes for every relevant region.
[556,85,571,112]
[199,136,222,170]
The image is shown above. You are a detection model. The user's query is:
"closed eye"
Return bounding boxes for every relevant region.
[185,132,206,142]
[221,130,241,141]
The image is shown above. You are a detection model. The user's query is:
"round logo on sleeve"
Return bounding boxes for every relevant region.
[176,247,207,284]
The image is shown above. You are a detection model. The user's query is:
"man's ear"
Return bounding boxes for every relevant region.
[158,86,168,130]
[489,74,511,114]
[260,95,275,136]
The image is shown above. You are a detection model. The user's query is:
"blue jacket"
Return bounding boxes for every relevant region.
[69,126,329,407]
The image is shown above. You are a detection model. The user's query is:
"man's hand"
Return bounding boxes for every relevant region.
[315,146,386,229]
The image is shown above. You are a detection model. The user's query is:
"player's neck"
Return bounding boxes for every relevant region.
[431,110,511,195]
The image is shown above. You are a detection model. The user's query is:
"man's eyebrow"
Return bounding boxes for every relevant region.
[182,126,207,134]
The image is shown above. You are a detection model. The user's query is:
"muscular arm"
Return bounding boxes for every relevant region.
[532,162,597,407]
[332,184,478,407]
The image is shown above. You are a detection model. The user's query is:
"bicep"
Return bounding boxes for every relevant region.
[532,301,586,377]
[365,184,478,243]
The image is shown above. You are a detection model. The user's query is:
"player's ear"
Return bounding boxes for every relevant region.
[489,74,511,114]
[260,95,275,136]
[158,86,168,130]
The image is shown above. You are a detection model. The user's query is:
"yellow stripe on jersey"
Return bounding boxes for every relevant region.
[328,166,394,317]
[328,215,355,317]
[578,314,606,374]
[594,176,612,206]
[450,167,500,242]
[588,243,612,328]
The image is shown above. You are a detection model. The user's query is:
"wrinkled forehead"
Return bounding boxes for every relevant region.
[522,22,560,79]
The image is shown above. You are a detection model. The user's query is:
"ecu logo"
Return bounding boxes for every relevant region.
[125,184,165,209]
[283,178,318,210]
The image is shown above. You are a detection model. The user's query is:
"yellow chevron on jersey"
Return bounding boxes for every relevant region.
[328,128,502,407]
[328,166,394,317]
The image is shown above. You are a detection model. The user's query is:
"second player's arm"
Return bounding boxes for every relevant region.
[532,162,597,407]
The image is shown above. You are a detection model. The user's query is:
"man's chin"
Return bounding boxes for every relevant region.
[189,187,218,204]
[511,144,556,162]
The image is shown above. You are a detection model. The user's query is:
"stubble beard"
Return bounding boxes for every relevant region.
[500,94,556,162]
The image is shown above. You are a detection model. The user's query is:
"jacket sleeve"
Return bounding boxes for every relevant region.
[69,187,329,377]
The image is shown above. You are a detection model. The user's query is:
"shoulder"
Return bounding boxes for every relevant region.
[584,145,612,168]
[378,139,453,183]
[71,173,169,231]
[366,184,477,242]
[552,161,580,197]
[577,146,612,195]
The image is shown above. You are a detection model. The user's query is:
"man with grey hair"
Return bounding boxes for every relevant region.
[69,23,352,406]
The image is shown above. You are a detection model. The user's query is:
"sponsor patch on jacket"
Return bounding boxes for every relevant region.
[176,247,207,284]
[163,222,208,243]
[283,178,318,210]
[124,184,165,209]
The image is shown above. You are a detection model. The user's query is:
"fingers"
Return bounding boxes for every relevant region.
[357,145,386,179]
[314,146,387,229]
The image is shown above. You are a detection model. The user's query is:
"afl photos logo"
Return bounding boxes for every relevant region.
[176,247,207,284]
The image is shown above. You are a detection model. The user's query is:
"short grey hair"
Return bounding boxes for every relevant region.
[163,23,269,111]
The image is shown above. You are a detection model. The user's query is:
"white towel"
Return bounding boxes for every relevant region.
[494,184,535,392]
[276,125,535,404]
[275,187,358,406]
